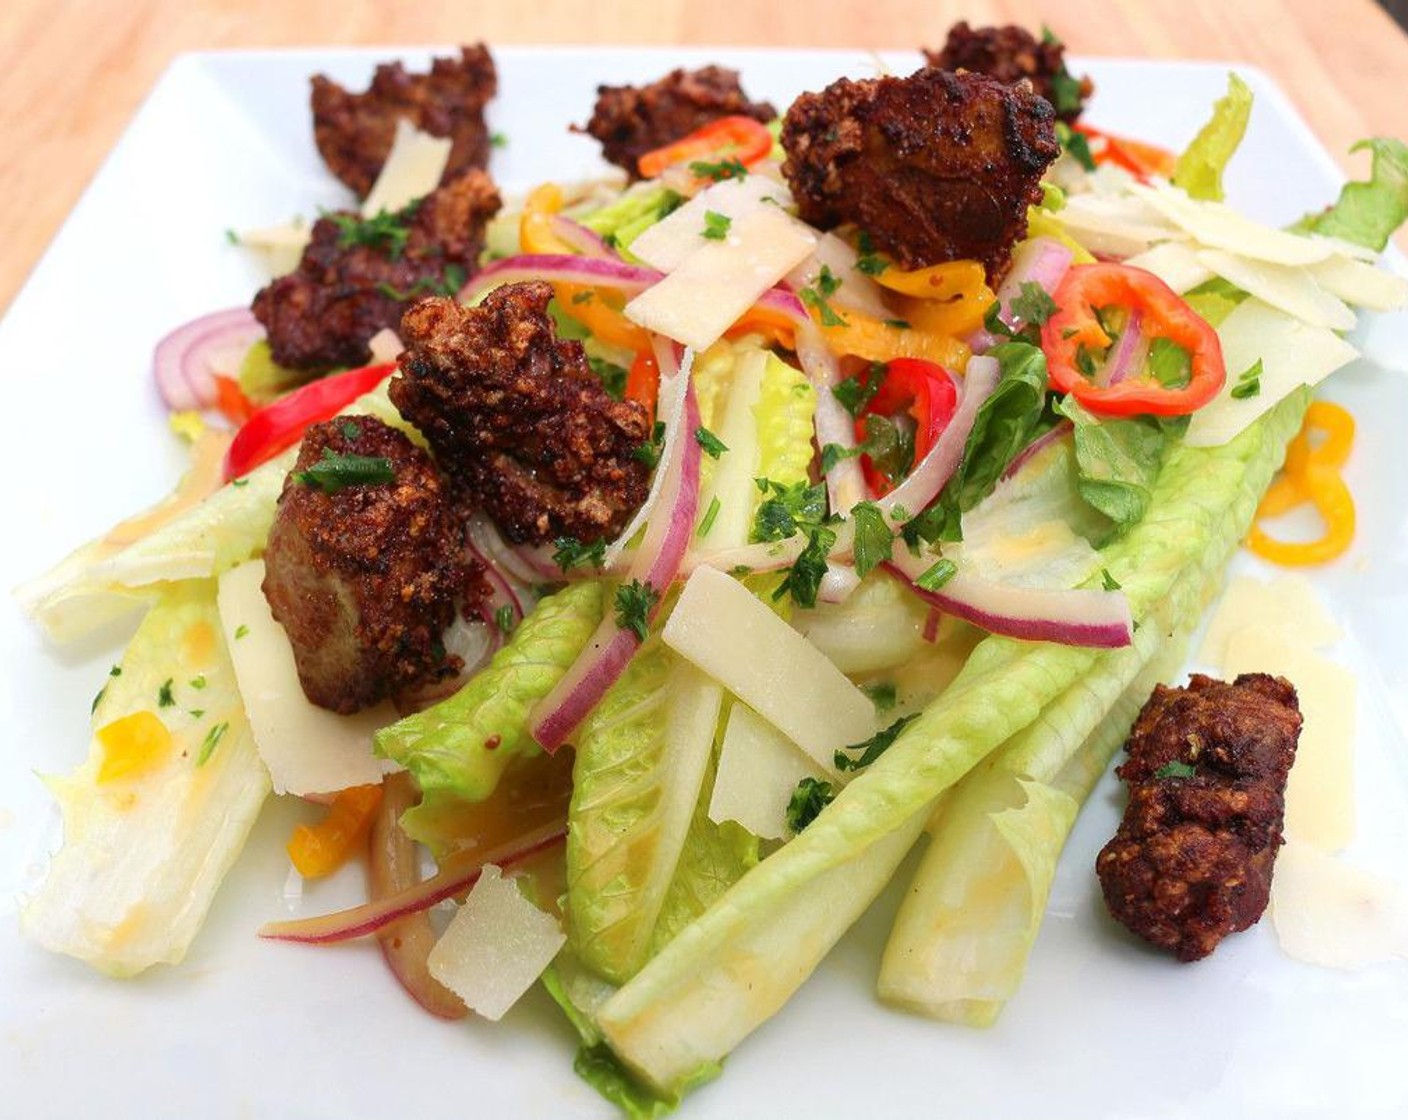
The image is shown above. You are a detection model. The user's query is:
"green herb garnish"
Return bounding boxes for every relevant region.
[197,722,229,767]
[1154,760,1197,779]
[697,495,722,538]
[850,501,895,580]
[552,536,607,573]
[689,157,748,182]
[786,776,836,833]
[835,714,918,772]
[915,558,958,592]
[701,210,733,240]
[294,448,396,494]
[614,579,659,642]
[495,605,517,635]
[1230,358,1264,400]
[694,426,728,459]
[157,679,175,708]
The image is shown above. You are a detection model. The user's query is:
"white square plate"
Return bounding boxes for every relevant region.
[2,47,1406,1120]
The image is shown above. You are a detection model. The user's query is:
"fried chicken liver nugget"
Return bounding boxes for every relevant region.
[1096,673,1302,962]
[390,283,651,546]
[780,67,1059,278]
[262,416,466,714]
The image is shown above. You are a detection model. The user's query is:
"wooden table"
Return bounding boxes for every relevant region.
[2,0,1405,314]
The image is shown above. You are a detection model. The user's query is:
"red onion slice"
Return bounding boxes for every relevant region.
[1000,420,1075,482]
[458,254,663,304]
[258,818,567,945]
[529,356,703,752]
[465,512,561,585]
[876,354,1001,519]
[994,238,1074,332]
[547,214,619,260]
[152,307,264,413]
[796,322,869,515]
[1099,308,1148,386]
[884,557,1133,648]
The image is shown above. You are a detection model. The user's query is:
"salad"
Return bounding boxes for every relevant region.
[8,39,1408,1119]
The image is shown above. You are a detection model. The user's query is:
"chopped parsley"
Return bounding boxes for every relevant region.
[552,536,607,573]
[883,318,911,331]
[234,625,250,640]
[820,442,859,474]
[188,709,205,720]
[375,263,467,301]
[293,448,396,494]
[862,681,898,712]
[689,157,748,182]
[589,356,628,400]
[571,290,596,305]
[696,495,722,538]
[232,478,249,488]
[189,675,207,691]
[854,231,889,276]
[751,478,830,543]
[799,284,847,328]
[490,131,509,148]
[915,558,958,592]
[1009,281,1058,328]
[339,420,363,440]
[701,210,733,240]
[773,525,835,609]
[157,678,176,708]
[326,201,418,259]
[632,420,667,468]
[694,426,728,459]
[834,714,918,772]
[786,776,836,834]
[1154,760,1197,780]
[224,228,241,246]
[197,722,229,767]
[1100,568,1122,591]
[854,413,914,489]
[832,362,885,418]
[495,604,517,635]
[816,264,842,298]
[1230,358,1264,400]
[849,501,894,580]
[614,579,659,642]
[1055,121,1096,172]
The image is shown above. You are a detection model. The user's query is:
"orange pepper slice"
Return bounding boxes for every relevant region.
[817,305,970,369]
[637,115,773,179]
[520,185,652,352]
[287,784,384,879]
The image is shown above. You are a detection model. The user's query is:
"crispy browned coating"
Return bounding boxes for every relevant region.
[262,416,467,714]
[251,170,501,374]
[578,65,776,179]
[390,283,651,546]
[311,45,498,199]
[780,67,1059,278]
[925,22,1093,123]
[1096,673,1302,962]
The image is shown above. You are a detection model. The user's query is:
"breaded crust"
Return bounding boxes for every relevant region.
[311,45,498,199]
[262,416,466,714]
[926,22,1093,123]
[1096,673,1302,962]
[579,65,776,179]
[251,170,501,373]
[390,283,651,545]
[780,67,1059,278]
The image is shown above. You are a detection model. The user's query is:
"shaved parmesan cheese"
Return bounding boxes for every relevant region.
[630,174,794,272]
[1184,298,1358,447]
[216,560,398,797]
[1308,254,1408,311]
[1197,249,1355,331]
[361,119,452,218]
[1222,627,1357,852]
[1132,184,1339,266]
[625,206,817,350]
[427,865,566,1020]
[709,703,827,839]
[1055,193,1180,258]
[1123,241,1215,293]
[237,220,311,278]
[786,231,892,319]
[1271,840,1408,969]
[1200,574,1342,668]
[662,566,876,772]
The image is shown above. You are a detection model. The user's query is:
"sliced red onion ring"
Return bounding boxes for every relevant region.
[921,604,943,643]
[1000,420,1075,482]
[152,307,264,413]
[465,512,561,585]
[796,321,869,515]
[547,214,619,260]
[786,232,892,320]
[884,556,1133,648]
[875,354,1001,519]
[529,354,702,751]
[818,564,862,604]
[994,238,1074,332]
[1099,308,1148,386]
[458,254,663,304]
[751,285,811,330]
[257,818,567,945]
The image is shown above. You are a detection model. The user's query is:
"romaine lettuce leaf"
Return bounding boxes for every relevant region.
[376,581,603,842]
[1295,137,1408,251]
[21,581,271,976]
[595,391,1308,1095]
[1054,396,1172,535]
[1172,73,1252,202]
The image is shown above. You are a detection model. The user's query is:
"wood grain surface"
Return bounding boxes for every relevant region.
[1,0,1404,313]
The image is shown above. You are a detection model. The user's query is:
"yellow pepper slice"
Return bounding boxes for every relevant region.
[96,711,172,784]
[287,784,384,879]
[1248,401,1356,565]
[818,307,970,370]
